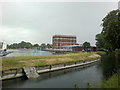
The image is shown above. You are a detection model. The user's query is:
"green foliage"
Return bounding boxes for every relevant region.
[8,41,33,49]
[46,43,52,49]
[40,43,46,50]
[95,34,105,50]
[82,42,91,51]
[86,82,91,88]
[8,41,52,50]
[74,84,80,90]
[96,9,120,52]
[101,74,119,88]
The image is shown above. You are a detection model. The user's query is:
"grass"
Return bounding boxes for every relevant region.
[2,52,100,71]
[101,73,119,88]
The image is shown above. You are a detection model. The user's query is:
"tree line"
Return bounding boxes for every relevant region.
[7,41,52,50]
[7,41,92,51]
[95,9,120,52]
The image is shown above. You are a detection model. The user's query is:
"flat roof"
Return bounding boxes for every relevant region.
[53,35,76,37]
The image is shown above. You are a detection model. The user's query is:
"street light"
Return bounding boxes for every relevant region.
[118,1,120,10]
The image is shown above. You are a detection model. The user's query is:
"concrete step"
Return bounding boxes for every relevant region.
[23,67,39,79]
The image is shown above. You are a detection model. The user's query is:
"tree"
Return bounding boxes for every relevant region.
[8,41,33,49]
[46,44,52,49]
[33,44,39,50]
[40,43,46,50]
[95,34,105,50]
[96,9,120,52]
[82,42,91,51]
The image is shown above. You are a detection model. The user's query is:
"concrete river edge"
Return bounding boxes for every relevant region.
[0,58,100,80]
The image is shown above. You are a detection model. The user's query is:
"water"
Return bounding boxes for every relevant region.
[2,62,103,88]
[6,49,52,57]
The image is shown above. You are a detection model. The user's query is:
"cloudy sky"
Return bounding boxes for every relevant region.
[0,1,118,45]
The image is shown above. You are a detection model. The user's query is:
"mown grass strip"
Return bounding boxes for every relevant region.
[2,52,100,70]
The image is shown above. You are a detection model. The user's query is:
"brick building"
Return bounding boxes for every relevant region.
[91,46,97,51]
[72,45,83,51]
[52,35,77,50]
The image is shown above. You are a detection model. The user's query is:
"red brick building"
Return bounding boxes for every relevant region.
[72,46,83,51]
[91,46,97,51]
[52,35,77,50]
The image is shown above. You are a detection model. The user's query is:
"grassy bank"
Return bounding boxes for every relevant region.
[2,52,100,71]
[101,74,119,88]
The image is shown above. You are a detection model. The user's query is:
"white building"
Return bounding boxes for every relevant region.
[0,42,3,50]
[0,42,7,51]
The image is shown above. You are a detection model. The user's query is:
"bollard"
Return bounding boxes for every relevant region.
[49,65,52,70]
[64,64,66,67]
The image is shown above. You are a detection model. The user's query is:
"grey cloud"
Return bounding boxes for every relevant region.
[0,2,118,45]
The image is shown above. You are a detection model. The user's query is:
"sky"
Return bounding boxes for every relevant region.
[0,1,119,46]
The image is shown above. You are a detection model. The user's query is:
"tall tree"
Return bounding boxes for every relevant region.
[101,9,120,52]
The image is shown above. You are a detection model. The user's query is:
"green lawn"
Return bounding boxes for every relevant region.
[2,52,100,70]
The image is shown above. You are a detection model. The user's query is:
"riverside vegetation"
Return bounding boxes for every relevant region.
[95,8,120,88]
[101,73,119,88]
[2,52,100,71]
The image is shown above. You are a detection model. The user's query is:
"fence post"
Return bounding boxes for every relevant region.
[49,65,52,70]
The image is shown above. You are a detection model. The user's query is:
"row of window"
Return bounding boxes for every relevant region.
[53,42,76,44]
[53,43,76,46]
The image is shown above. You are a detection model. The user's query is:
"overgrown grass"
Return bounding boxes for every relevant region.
[2,52,100,70]
[101,74,119,88]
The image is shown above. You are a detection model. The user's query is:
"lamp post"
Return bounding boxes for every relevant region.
[118,1,120,10]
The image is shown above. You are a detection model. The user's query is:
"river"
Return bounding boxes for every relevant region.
[2,53,117,88]
[5,49,52,57]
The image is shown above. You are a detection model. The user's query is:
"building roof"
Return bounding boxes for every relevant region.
[53,35,76,38]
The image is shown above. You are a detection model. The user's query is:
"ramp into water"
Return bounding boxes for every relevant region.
[23,67,39,79]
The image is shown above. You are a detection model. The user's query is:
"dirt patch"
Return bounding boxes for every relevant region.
[88,54,100,58]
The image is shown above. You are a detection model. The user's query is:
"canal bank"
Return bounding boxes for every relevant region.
[2,60,103,88]
[2,52,100,70]
[1,58,100,80]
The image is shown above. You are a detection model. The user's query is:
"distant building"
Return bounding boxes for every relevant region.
[91,46,97,51]
[63,45,83,51]
[52,35,77,51]
[72,45,83,51]
[0,42,7,51]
